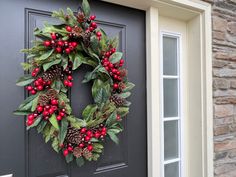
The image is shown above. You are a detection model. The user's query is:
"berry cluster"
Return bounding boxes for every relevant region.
[101,48,125,91]
[62,124,107,156]
[26,76,51,95]
[26,98,66,126]
[44,32,78,54]
[63,61,73,87]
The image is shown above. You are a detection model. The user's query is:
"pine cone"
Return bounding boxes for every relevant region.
[72,26,83,37]
[119,82,126,91]
[46,89,58,100]
[77,12,85,23]
[42,65,62,82]
[119,69,128,78]
[65,127,82,145]
[73,147,83,158]
[83,148,92,159]
[38,94,50,106]
[110,94,126,107]
[82,31,91,47]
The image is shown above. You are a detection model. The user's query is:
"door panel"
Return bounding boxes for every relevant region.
[0,1,146,177]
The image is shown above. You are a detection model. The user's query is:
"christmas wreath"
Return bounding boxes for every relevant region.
[14,0,134,166]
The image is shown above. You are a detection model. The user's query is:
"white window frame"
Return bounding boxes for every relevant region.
[160,32,183,177]
[103,1,213,177]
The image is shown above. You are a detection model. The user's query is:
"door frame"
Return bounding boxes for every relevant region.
[103,1,213,177]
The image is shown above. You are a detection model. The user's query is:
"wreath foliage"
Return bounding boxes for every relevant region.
[14,0,134,166]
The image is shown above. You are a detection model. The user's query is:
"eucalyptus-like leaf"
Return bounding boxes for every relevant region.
[16,75,35,86]
[82,0,90,17]
[109,52,123,64]
[49,114,60,130]
[59,118,68,144]
[43,58,61,71]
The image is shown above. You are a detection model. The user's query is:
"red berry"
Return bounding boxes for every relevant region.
[101,127,107,132]
[64,80,69,86]
[67,75,73,80]
[31,72,36,77]
[44,40,51,47]
[43,111,49,117]
[51,99,58,105]
[68,146,73,151]
[56,47,62,53]
[90,15,96,20]
[87,145,93,151]
[91,22,97,28]
[27,119,34,126]
[34,68,40,73]
[116,115,121,121]
[113,83,119,89]
[63,149,69,156]
[67,82,73,87]
[31,90,37,95]
[109,63,113,68]
[112,69,117,73]
[61,108,66,112]
[71,42,77,48]
[101,131,106,136]
[56,115,62,121]
[120,59,124,64]
[59,112,65,117]
[48,108,54,114]
[34,81,40,86]
[114,75,118,80]
[37,85,43,91]
[28,114,34,121]
[105,66,109,71]
[96,31,102,37]
[57,40,64,46]
[116,71,120,75]
[111,48,116,53]
[79,143,84,148]
[105,52,111,57]
[51,33,57,40]
[66,26,72,32]
[86,130,93,137]
[45,105,50,110]
[65,48,71,54]
[60,144,64,148]
[89,26,94,32]
[94,132,100,139]
[80,128,87,134]
[52,106,58,111]
[37,106,43,112]
[27,86,33,91]
[85,136,91,142]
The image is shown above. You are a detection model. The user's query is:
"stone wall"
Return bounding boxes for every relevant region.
[203,0,236,176]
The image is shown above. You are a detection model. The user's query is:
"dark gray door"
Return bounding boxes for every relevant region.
[0,1,146,177]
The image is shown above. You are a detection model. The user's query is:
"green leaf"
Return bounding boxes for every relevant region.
[92,153,100,161]
[94,88,108,104]
[82,0,90,17]
[82,70,97,83]
[65,104,72,114]
[106,111,117,126]
[118,92,131,99]
[43,58,61,71]
[59,119,68,144]
[27,116,42,130]
[52,137,59,153]
[58,92,70,103]
[117,107,129,117]
[65,153,74,163]
[82,104,97,121]
[21,62,33,70]
[72,53,83,70]
[49,114,59,130]
[76,157,85,167]
[109,36,119,49]
[107,130,119,145]
[31,95,39,112]
[16,75,35,86]
[18,94,38,111]
[123,82,135,92]
[61,56,68,70]
[37,49,54,60]
[67,116,86,128]
[51,80,62,92]
[37,121,47,133]
[109,52,123,64]
[13,110,31,116]
[92,79,103,98]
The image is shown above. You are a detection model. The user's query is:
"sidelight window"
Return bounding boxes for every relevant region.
[160,33,182,177]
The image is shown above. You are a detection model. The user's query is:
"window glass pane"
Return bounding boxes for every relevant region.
[165,162,179,177]
[163,79,178,117]
[164,120,179,160]
[163,36,178,76]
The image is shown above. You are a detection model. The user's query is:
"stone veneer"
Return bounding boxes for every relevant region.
[203,0,236,176]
